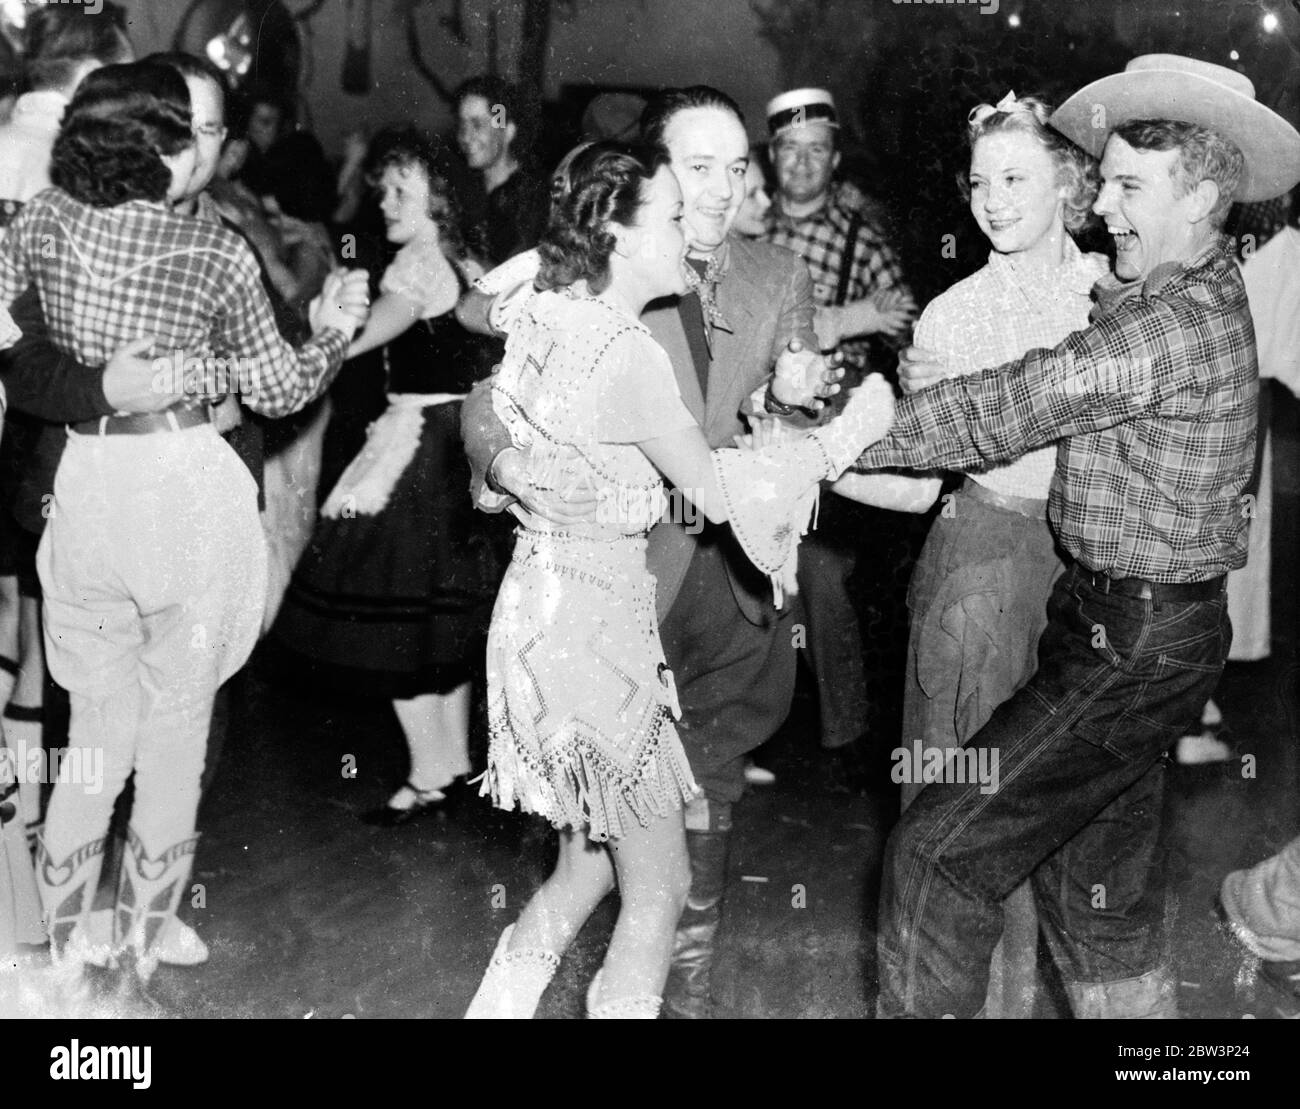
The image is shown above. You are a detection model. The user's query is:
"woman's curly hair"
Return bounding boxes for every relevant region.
[538,140,669,294]
[51,62,194,208]
[365,127,468,258]
[958,94,1099,234]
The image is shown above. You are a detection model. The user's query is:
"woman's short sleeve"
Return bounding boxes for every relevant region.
[380,237,458,318]
[596,328,698,443]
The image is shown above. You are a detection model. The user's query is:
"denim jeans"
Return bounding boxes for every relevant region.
[877,563,1230,1018]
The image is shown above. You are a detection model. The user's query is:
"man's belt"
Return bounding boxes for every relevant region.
[1072,562,1226,603]
[962,476,1048,520]
[70,406,214,436]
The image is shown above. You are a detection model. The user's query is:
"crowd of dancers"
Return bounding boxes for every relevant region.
[0,3,1299,1020]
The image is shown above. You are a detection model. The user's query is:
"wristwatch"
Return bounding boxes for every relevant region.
[763,379,801,417]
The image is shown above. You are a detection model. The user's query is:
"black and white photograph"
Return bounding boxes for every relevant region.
[0,0,1295,1060]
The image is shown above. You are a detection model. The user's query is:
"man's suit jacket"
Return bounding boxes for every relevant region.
[641,236,817,625]
[463,234,818,624]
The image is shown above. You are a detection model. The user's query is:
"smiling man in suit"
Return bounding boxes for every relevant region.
[459,85,842,1018]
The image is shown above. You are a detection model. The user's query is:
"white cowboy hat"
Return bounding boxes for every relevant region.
[1050,54,1300,202]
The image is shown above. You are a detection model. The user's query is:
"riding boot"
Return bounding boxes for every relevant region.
[663,800,731,1019]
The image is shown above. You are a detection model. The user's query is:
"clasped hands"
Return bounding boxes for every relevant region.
[101,268,371,413]
[769,337,845,412]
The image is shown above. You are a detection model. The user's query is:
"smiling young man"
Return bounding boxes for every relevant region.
[454,75,548,265]
[459,85,844,1018]
[845,55,1300,1019]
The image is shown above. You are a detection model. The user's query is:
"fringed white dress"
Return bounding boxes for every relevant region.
[480,287,701,842]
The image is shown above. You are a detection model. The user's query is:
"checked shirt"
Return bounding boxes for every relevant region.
[764,179,909,371]
[0,188,347,416]
[854,237,1257,582]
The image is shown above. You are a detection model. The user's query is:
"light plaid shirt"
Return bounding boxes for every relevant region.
[763,180,909,371]
[855,237,1257,583]
[914,237,1110,500]
[0,188,347,416]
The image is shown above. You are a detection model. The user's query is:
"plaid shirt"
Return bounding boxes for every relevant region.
[854,237,1257,583]
[0,188,347,417]
[763,180,909,371]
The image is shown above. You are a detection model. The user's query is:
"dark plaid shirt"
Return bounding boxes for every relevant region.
[0,188,347,418]
[764,180,909,371]
[854,237,1257,582]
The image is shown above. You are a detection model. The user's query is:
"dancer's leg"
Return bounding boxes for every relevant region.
[464,828,616,1019]
[391,681,472,795]
[509,828,617,955]
[595,809,691,1006]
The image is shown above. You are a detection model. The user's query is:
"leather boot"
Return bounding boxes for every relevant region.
[586,969,661,1019]
[33,833,114,1011]
[1065,965,1178,1018]
[114,827,199,986]
[464,923,561,1018]
[663,802,731,1020]
[35,833,110,966]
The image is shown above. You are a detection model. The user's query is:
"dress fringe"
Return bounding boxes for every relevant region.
[480,693,699,843]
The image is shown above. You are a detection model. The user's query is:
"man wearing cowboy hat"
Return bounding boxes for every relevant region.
[847,54,1300,1018]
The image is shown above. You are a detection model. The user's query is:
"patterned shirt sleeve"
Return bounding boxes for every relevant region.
[211,240,348,418]
[0,203,34,309]
[852,221,908,301]
[854,294,1202,472]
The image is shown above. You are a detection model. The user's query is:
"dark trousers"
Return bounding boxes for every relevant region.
[796,495,871,750]
[660,532,798,806]
[877,564,1230,1017]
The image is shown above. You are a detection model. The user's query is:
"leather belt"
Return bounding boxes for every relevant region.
[70,406,214,436]
[962,476,1048,520]
[1071,562,1226,603]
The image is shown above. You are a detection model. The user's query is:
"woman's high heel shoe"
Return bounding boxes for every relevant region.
[359,780,448,826]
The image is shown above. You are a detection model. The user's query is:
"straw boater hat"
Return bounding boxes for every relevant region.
[766,88,839,138]
[1050,54,1300,202]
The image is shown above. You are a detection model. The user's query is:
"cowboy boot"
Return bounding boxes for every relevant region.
[463,923,561,1019]
[585,969,661,1019]
[35,833,109,963]
[663,815,731,1019]
[32,832,113,1011]
[1065,965,1179,1018]
[114,827,199,987]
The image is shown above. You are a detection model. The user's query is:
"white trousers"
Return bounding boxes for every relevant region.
[37,425,267,861]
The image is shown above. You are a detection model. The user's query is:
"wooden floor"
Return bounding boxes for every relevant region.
[5,395,1298,1021]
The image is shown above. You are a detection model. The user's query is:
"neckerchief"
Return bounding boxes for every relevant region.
[682,248,733,343]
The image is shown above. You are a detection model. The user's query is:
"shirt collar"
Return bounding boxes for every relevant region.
[771,182,844,228]
[1090,233,1230,319]
[985,235,1100,301]
[190,191,223,225]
